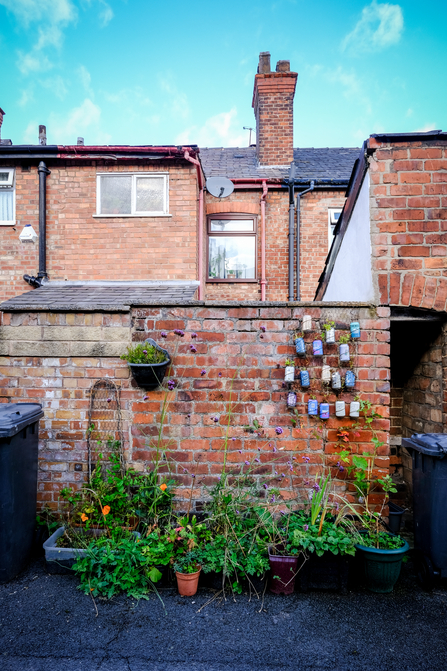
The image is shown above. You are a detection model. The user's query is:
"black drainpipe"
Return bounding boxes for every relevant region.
[287,163,296,302]
[295,180,314,301]
[24,161,51,288]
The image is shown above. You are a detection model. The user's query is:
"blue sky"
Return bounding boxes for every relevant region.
[0,0,446,149]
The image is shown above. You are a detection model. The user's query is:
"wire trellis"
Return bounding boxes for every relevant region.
[87,379,124,481]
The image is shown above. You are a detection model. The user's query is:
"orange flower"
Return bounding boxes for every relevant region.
[102,505,111,516]
[81,513,89,522]
[160,483,167,491]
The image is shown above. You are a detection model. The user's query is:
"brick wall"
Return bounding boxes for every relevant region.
[369,139,447,310]
[0,160,198,302]
[204,189,346,302]
[0,302,390,512]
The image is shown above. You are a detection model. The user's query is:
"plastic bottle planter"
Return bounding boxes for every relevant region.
[285,366,295,382]
[287,392,297,408]
[325,328,335,344]
[308,399,318,416]
[345,370,356,388]
[335,401,346,417]
[312,340,323,357]
[331,372,341,390]
[322,365,331,383]
[319,402,330,420]
[350,321,361,339]
[350,401,360,418]
[295,337,306,355]
[339,344,350,362]
[302,315,312,331]
[300,370,310,387]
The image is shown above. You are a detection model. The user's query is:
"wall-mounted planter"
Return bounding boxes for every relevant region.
[308,399,318,416]
[325,328,335,344]
[331,372,341,389]
[322,365,331,383]
[350,401,360,418]
[295,337,306,355]
[339,344,350,362]
[319,403,329,419]
[300,370,310,387]
[302,315,312,331]
[285,366,295,382]
[350,321,361,339]
[335,401,346,417]
[287,392,297,408]
[345,371,356,388]
[313,340,323,356]
[128,338,171,390]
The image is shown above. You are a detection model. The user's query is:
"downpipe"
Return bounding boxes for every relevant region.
[23,161,51,288]
[295,180,314,301]
[287,163,296,302]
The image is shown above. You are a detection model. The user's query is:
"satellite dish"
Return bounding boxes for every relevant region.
[206,177,234,198]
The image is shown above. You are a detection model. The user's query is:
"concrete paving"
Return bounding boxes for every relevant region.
[1,555,447,671]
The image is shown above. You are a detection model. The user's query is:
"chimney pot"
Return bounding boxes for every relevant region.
[276,60,290,73]
[258,52,271,74]
[39,125,47,146]
[77,137,84,146]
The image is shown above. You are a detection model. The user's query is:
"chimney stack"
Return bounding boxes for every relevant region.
[252,52,298,166]
[39,125,47,146]
[0,108,4,140]
[77,137,84,146]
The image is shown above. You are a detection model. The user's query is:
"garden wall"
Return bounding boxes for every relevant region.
[0,302,390,513]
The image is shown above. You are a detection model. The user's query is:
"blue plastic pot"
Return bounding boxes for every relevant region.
[295,337,306,355]
[308,399,318,416]
[300,370,310,387]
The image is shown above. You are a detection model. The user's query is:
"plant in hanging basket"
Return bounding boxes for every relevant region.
[121,338,171,390]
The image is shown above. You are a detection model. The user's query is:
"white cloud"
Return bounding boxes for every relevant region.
[17,50,53,74]
[159,77,190,120]
[342,1,404,53]
[40,75,68,100]
[48,98,111,144]
[22,120,39,143]
[98,0,113,27]
[77,65,93,95]
[406,108,413,117]
[17,87,34,106]
[175,108,247,148]
[413,123,438,133]
[325,66,372,115]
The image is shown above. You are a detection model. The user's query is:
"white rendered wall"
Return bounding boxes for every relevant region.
[323,171,374,302]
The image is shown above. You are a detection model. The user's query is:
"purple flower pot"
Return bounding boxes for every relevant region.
[320,402,329,419]
[313,340,323,356]
[287,392,297,408]
[268,547,299,595]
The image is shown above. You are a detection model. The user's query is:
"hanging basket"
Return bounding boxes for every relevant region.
[128,338,171,390]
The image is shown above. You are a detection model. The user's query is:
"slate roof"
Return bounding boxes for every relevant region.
[200,146,360,182]
[0,281,200,311]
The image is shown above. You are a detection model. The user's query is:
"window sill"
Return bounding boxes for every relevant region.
[92,214,172,218]
[206,279,259,283]
[0,222,15,226]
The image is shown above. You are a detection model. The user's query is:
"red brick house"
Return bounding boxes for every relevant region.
[0,53,357,304]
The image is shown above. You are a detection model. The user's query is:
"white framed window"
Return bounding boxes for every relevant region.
[0,168,15,226]
[328,208,342,249]
[96,173,169,216]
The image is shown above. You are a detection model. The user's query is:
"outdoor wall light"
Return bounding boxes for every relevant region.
[19,224,38,243]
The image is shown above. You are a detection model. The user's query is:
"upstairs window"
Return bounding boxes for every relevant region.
[207,215,257,281]
[0,168,15,226]
[96,173,169,216]
[328,208,342,249]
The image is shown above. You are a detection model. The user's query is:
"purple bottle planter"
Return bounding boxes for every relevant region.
[339,344,350,362]
[313,340,323,356]
[319,403,329,420]
[331,372,341,389]
[287,392,297,408]
[345,370,356,388]
[300,370,310,387]
[295,337,306,355]
[350,321,361,339]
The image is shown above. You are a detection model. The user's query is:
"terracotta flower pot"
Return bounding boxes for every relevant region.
[175,567,201,596]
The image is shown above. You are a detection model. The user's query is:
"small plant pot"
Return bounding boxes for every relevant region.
[325,328,335,344]
[300,370,310,387]
[387,502,405,534]
[339,344,350,362]
[297,552,351,593]
[308,399,318,416]
[312,340,323,356]
[335,400,346,417]
[295,337,306,355]
[287,392,297,408]
[128,338,171,390]
[285,366,295,382]
[345,370,356,388]
[331,372,341,389]
[319,402,329,419]
[355,539,409,593]
[176,567,201,596]
[350,321,361,338]
[268,547,299,595]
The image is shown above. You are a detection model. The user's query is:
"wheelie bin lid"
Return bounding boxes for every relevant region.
[0,403,44,438]
[402,433,447,457]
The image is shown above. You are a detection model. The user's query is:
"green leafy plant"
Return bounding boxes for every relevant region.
[338,333,351,344]
[173,550,202,574]
[284,358,294,367]
[290,515,356,557]
[120,342,168,365]
[321,321,335,341]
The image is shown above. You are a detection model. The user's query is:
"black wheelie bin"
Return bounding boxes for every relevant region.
[402,433,447,589]
[0,403,44,583]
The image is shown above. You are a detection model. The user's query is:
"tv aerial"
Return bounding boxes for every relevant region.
[205,176,234,199]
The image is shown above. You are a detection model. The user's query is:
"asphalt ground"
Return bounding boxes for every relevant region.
[1,555,447,671]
